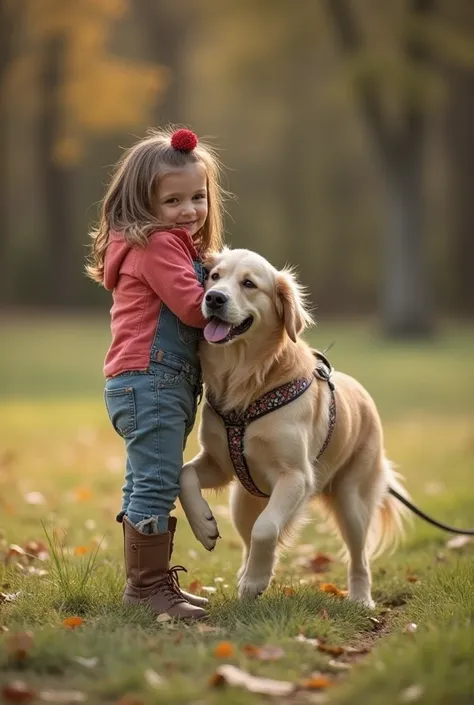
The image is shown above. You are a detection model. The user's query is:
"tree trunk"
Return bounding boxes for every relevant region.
[38,36,75,307]
[382,146,432,336]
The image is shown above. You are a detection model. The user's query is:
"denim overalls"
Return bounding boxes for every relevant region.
[104,261,205,534]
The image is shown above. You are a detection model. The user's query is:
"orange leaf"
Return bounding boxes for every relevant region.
[188,580,203,595]
[74,487,93,502]
[307,553,334,573]
[318,643,345,656]
[281,586,295,596]
[6,632,34,661]
[74,546,90,556]
[1,681,36,703]
[406,575,419,583]
[300,675,333,689]
[320,583,347,598]
[214,641,234,658]
[62,617,85,629]
[242,644,285,661]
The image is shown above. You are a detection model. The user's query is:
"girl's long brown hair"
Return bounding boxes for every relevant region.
[85,126,226,284]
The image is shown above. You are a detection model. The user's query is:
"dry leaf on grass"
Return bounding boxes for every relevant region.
[0,591,21,603]
[298,675,333,690]
[62,617,85,629]
[400,684,424,702]
[196,623,221,634]
[74,656,98,668]
[319,583,347,598]
[281,585,296,596]
[446,535,473,550]
[144,668,166,688]
[1,681,36,703]
[39,691,87,703]
[156,613,172,624]
[214,641,234,658]
[242,644,285,661]
[202,586,217,594]
[294,634,320,647]
[403,622,418,635]
[210,664,294,696]
[6,632,34,661]
[307,553,334,573]
[187,579,203,594]
[328,659,352,670]
[317,643,345,656]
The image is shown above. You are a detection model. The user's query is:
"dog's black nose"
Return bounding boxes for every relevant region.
[205,290,228,311]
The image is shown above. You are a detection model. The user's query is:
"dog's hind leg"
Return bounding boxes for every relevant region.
[323,467,382,609]
[229,482,268,580]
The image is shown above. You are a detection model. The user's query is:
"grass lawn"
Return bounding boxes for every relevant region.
[1,315,474,705]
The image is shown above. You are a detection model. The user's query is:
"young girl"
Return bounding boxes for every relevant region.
[86,127,225,620]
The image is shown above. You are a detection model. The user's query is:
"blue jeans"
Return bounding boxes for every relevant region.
[104,354,201,534]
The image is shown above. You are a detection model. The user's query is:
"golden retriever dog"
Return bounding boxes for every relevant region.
[179,248,409,608]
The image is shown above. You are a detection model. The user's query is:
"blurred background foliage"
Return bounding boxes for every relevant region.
[1,0,474,337]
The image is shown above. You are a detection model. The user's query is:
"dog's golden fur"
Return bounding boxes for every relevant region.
[179,248,409,607]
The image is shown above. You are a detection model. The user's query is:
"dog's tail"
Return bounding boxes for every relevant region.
[368,458,412,559]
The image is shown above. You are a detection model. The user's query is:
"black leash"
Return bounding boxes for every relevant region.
[389,487,474,536]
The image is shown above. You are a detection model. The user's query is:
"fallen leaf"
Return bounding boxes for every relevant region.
[24,491,46,505]
[187,579,203,594]
[294,633,320,647]
[202,586,217,594]
[1,625,10,633]
[62,617,85,629]
[328,659,352,670]
[242,644,285,661]
[320,583,347,598]
[214,576,224,583]
[368,616,384,631]
[1,681,36,703]
[0,591,21,603]
[307,553,334,573]
[281,585,295,596]
[400,684,424,702]
[144,668,165,688]
[318,643,345,656]
[345,645,372,655]
[73,487,93,502]
[299,675,334,689]
[6,632,34,661]
[210,664,294,696]
[403,623,418,635]
[196,623,221,634]
[156,613,172,624]
[74,546,90,557]
[39,691,87,703]
[214,641,234,658]
[74,656,98,668]
[446,535,473,550]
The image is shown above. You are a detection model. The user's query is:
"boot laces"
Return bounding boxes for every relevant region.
[154,565,187,607]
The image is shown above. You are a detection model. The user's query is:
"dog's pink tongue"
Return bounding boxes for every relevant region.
[204,318,231,343]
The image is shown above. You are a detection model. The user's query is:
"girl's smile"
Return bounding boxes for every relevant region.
[157,162,208,238]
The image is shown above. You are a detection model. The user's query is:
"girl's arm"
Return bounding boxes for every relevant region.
[140,232,207,328]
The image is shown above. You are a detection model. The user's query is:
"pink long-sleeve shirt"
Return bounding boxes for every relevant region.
[103,228,207,378]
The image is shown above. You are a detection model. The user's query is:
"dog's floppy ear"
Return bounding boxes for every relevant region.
[275,269,313,343]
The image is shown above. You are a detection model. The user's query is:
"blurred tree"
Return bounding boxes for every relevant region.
[325,0,436,338]
[443,2,474,314]
[2,0,167,306]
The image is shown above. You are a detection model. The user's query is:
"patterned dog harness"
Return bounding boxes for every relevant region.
[206,351,337,498]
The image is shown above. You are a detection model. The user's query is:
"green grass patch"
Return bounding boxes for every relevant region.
[1,316,473,704]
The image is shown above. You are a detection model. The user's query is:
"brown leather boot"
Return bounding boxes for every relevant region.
[168,516,209,608]
[122,517,208,621]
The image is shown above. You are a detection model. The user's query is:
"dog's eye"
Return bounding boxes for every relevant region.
[211,272,220,281]
[242,279,256,289]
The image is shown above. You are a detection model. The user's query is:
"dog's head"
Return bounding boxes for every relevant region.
[202,248,313,345]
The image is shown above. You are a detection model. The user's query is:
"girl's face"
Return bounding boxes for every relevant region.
[156,162,208,239]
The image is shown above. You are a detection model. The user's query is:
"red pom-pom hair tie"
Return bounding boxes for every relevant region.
[171,128,198,152]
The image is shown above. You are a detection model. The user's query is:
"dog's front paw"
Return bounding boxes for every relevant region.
[238,572,271,600]
[182,496,219,551]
